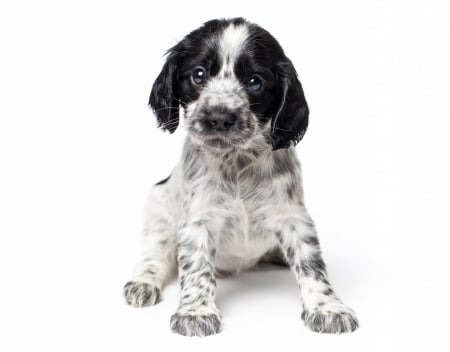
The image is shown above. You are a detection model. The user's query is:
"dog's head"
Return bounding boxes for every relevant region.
[149,18,309,150]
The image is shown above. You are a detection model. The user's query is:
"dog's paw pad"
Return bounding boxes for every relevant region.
[170,313,222,337]
[123,281,161,307]
[302,305,359,334]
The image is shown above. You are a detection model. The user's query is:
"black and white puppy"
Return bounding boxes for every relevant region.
[124,17,358,336]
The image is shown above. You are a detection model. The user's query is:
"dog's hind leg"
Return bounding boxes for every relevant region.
[123,176,178,307]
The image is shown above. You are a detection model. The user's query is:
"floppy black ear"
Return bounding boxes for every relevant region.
[149,59,179,133]
[271,59,309,150]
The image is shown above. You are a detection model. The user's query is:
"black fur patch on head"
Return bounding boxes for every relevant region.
[235,23,309,149]
[149,19,232,133]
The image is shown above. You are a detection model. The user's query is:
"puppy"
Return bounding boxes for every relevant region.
[124,17,358,336]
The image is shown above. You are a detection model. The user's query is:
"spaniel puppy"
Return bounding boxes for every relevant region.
[124,17,358,336]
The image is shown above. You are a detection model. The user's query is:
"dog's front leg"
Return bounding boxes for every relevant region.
[170,221,221,337]
[275,210,359,334]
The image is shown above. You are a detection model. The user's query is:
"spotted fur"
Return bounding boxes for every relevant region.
[124,18,358,337]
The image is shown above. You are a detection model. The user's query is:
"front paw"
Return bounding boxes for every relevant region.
[170,312,222,337]
[302,304,359,334]
[123,281,161,307]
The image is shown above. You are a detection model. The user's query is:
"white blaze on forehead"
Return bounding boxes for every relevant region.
[218,23,249,76]
[198,23,250,112]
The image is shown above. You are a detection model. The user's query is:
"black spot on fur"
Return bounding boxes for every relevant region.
[275,231,282,241]
[300,253,327,281]
[303,236,319,246]
[155,174,171,186]
[323,288,334,296]
[287,186,294,199]
[200,271,212,280]
[182,262,192,271]
[286,246,295,260]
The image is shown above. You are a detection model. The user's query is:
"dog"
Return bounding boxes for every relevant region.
[124,17,358,336]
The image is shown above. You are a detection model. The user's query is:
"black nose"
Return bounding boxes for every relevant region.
[207,111,237,131]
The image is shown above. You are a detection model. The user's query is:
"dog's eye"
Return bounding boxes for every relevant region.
[247,75,263,92]
[192,67,206,85]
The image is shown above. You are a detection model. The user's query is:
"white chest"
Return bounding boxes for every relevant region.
[213,197,277,272]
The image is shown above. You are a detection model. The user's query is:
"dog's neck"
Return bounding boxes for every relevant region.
[182,136,299,183]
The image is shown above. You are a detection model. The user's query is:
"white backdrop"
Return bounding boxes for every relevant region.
[1,1,449,351]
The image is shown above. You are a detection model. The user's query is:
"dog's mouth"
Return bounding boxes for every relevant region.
[201,133,243,149]
[203,136,233,149]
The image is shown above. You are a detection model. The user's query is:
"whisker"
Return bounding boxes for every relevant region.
[153,106,180,112]
[164,96,188,105]
[161,119,179,127]
[274,127,293,132]
[166,111,179,120]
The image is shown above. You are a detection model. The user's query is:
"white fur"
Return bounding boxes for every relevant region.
[218,23,249,78]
